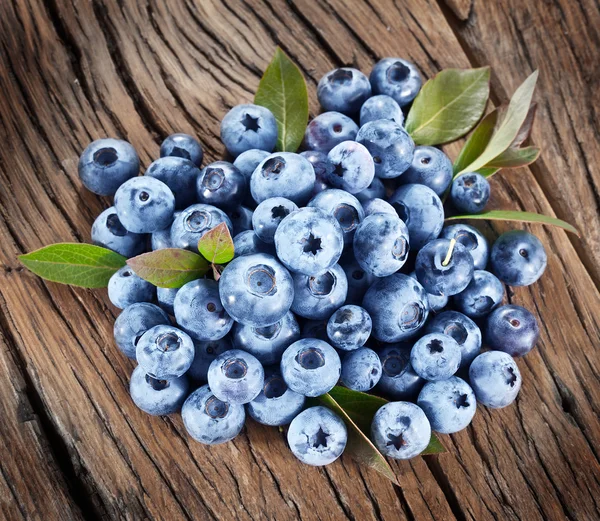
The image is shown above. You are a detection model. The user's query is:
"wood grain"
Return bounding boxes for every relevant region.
[0,0,598,519]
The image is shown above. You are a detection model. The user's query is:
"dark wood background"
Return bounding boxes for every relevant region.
[1,0,599,519]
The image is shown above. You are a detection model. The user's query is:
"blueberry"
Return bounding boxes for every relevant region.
[304,112,359,154]
[129,365,190,416]
[174,279,233,341]
[291,264,348,320]
[440,224,489,270]
[287,406,347,466]
[157,287,178,316]
[371,402,431,459]
[355,176,386,203]
[197,161,247,210]
[376,344,424,399]
[360,94,404,127]
[187,336,233,383]
[454,270,504,318]
[389,184,444,250]
[340,347,382,391]
[136,324,195,380]
[362,198,396,217]
[485,305,539,357]
[219,253,294,327]
[327,305,372,351]
[250,152,316,206]
[78,138,139,196]
[400,146,453,197]
[232,311,300,365]
[182,384,245,444]
[317,67,371,115]
[426,311,481,368]
[114,177,175,233]
[308,189,364,246]
[113,302,170,359]
[281,339,341,397]
[417,376,476,433]
[252,197,298,244]
[91,207,146,258]
[370,58,422,106]
[275,207,344,276]
[469,351,522,408]
[363,273,429,343]
[233,149,270,182]
[228,205,254,236]
[151,212,179,250]
[232,230,275,257]
[170,204,232,252]
[408,271,448,312]
[354,212,410,277]
[108,266,155,309]
[247,369,306,426]
[220,104,277,157]
[160,133,203,167]
[145,156,200,209]
[356,120,415,179]
[340,253,377,306]
[302,320,330,342]
[326,141,375,194]
[450,173,490,214]
[410,333,461,381]
[490,230,547,286]
[207,349,264,404]
[415,238,474,296]
[300,150,331,195]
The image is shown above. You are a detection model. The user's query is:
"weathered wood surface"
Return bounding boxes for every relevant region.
[0,0,598,519]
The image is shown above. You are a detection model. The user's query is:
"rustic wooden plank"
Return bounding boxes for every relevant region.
[439,0,600,287]
[0,0,599,519]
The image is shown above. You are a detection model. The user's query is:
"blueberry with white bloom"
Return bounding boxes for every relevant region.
[281,339,341,397]
[252,197,298,244]
[91,207,146,258]
[287,406,347,466]
[376,344,424,400]
[160,133,203,167]
[157,287,178,316]
[108,266,155,310]
[469,351,522,408]
[450,172,490,214]
[114,302,170,359]
[114,176,175,234]
[340,347,382,391]
[317,67,371,115]
[308,189,364,246]
[327,305,372,351]
[300,150,331,195]
[490,230,547,286]
[410,333,461,381]
[229,206,254,235]
[360,94,404,126]
[233,230,275,257]
[182,385,245,445]
[340,252,377,306]
[304,112,359,154]
[371,402,431,459]
[187,336,233,383]
[247,369,305,426]
[78,138,139,196]
[207,349,264,404]
[485,305,539,357]
[417,377,476,433]
[400,146,453,197]
[440,224,489,270]
[170,204,232,253]
[426,311,482,369]
[355,176,386,203]
[145,156,201,209]
[197,161,247,210]
[408,271,448,312]
[370,58,422,106]
[362,198,396,217]
[130,365,189,416]
[291,264,347,320]
[220,104,277,157]
[136,324,195,380]
[326,141,375,194]
[233,149,270,182]
[454,270,504,318]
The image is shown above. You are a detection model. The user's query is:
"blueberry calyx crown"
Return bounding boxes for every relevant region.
[334,204,359,232]
[263,375,287,399]
[245,264,277,296]
[203,169,225,191]
[157,332,181,352]
[185,210,210,232]
[328,69,353,86]
[93,147,118,166]
[205,395,229,419]
[106,213,128,236]
[262,157,285,178]
[387,61,410,83]
[398,301,426,332]
[296,347,325,370]
[241,113,260,132]
[145,374,170,391]
[222,358,248,380]
[308,271,335,296]
[312,426,330,448]
[303,233,322,255]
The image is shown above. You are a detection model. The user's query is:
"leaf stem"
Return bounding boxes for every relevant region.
[442,239,456,267]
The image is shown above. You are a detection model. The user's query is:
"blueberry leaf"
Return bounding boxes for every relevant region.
[127,248,209,288]
[483,146,540,172]
[445,210,579,236]
[458,70,539,174]
[197,223,234,265]
[405,67,491,146]
[453,110,498,175]
[255,47,308,153]
[19,243,126,288]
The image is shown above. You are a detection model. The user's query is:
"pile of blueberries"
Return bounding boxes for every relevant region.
[81,57,546,466]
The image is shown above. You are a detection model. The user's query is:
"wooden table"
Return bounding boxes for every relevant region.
[1,0,599,519]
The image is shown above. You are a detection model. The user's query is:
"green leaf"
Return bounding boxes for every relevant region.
[453,110,498,175]
[127,249,209,288]
[317,392,399,484]
[326,387,446,456]
[483,146,540,170]
[19,243,126,288]
[510,102,537,148]
[254,47,308,152]
[405,67,490,146]
[445,210,579,236]
[458,70,539,174]
[197,223,234,265]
